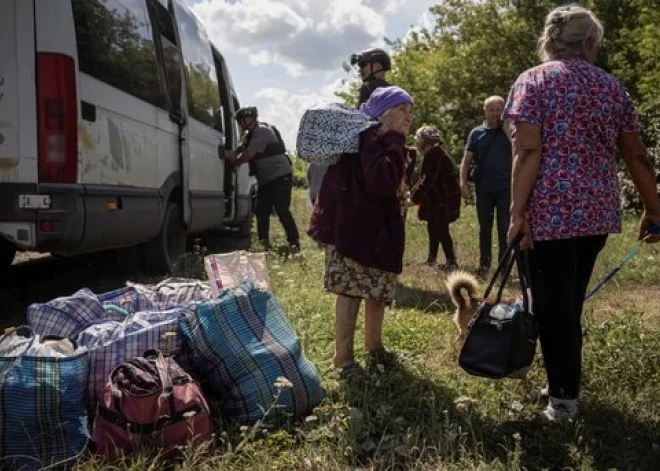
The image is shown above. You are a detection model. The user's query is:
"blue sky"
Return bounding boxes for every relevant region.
[184,0,436,148]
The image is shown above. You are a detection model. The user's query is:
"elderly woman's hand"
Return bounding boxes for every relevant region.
[507,214,533,250]
[639,210,660,243]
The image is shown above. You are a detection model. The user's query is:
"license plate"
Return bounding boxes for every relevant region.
[18,194,51,209]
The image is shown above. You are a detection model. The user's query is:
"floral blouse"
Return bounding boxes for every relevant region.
[503,58,639,241]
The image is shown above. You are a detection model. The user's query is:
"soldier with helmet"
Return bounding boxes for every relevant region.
[226,106,300,251]
[350,47,417,215]
[350,47,392,106]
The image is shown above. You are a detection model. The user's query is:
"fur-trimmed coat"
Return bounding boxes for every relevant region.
[412,146,461,223]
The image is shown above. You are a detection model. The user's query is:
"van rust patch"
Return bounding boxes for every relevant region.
[78,123,95,151]
[108,118,126,170]
[0,157,19,171]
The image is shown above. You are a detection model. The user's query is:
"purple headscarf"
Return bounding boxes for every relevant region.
[359,86,414,119]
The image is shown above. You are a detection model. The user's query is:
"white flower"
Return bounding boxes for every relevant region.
[274,376,293,389]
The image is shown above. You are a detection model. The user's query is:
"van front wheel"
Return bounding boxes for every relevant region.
[0,240,16,272]
[142,202,187,274]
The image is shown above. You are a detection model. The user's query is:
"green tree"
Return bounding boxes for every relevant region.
[338,0,659,208]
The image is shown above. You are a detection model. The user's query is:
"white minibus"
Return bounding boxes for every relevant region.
[0,0,255,273]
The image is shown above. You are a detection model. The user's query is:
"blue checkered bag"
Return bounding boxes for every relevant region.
[0,327,89,470]
[296,102,378,166]
[77,306,195,413]
[180,282,325,425]
[27,288,112,338]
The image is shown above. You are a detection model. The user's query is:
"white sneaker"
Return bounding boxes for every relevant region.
[542,397,578,422]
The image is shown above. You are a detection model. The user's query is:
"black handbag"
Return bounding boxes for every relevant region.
[458,237,538,379]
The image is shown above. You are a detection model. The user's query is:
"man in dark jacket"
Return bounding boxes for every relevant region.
[226,106,299,250]
[350,48,391,106]
[459,96,512,276]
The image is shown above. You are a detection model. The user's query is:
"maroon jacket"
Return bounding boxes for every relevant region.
[412,146,461,223]
[307,128,407,274]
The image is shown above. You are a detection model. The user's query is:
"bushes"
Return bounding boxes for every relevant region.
[290,156,308,189]
[619,102,660,213]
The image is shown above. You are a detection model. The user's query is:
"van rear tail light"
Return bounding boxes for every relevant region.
[40,220,53,233]
[37,53,78,183]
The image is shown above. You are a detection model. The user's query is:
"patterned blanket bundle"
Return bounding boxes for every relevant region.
[296,102,378,166]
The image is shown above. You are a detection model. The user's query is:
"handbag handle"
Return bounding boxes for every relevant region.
[481,235,534,314]
[516,248,533,314]
[482,233,522,303]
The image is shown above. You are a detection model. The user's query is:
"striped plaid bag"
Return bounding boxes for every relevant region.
[28,279,211,339]
[0,327,89,470]
[77,306,196,413]
[180,282,325,425]
[27,288,113,338]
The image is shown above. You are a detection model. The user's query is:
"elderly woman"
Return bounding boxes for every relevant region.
[308,86,414,378]
[411,126,461,270]
[504,4,660,421]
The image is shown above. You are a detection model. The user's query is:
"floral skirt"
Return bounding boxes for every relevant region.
[323,246,397,305]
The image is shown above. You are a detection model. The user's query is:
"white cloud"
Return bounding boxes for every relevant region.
[191,0,388,74]
[183,0,437,150]
[248,50,272,66]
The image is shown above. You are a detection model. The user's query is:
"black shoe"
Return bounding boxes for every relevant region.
[438,260,459,272]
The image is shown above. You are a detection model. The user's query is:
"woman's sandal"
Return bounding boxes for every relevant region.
[367,348,398,370]
[339,362,365,381]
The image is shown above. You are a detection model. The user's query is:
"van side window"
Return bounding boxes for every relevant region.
[213,50,231,139]
[72,0,164,108]
[148,0,183,115]
[172,2,222,129]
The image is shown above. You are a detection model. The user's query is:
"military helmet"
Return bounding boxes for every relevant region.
[349,48,391,71]
[235,106,258,121]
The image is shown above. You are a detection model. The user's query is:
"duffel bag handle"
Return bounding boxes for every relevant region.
[148,350,176,416]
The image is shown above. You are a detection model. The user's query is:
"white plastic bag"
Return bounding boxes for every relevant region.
[204,251,271,297]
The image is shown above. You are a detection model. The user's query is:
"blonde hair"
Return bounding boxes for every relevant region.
[538,4,603,62]
[484,96,504,108]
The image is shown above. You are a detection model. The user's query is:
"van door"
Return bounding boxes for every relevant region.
[212,48,236,221]
[172,0,224,234]
[0,0,38,254]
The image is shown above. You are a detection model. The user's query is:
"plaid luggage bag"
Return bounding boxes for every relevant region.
[180,282,325,425]
[0,327,89,470]
[77,306,195,413]
[27,288,114,338]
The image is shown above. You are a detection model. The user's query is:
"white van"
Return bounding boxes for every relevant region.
[0,0,255,273]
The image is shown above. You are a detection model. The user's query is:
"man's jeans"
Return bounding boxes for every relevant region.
[475,188,510,268]
[255,174,300,246]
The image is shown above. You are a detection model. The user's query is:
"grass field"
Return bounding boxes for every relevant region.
[76,188,660,470]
